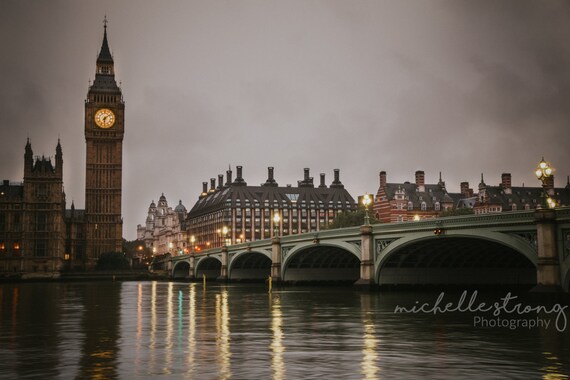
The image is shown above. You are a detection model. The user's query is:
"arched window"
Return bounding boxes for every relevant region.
[511,203,517,211]
[434,202,440,211]
[407,201,413,210]
[421,202,427,211]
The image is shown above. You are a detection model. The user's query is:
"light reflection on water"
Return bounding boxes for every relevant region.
[0,282,568,379]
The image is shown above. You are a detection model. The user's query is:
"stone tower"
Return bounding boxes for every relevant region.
[84,21,125,267]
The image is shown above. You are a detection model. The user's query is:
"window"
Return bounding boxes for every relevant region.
[434,202,440,211]
[421,202,427,211]
[407,202,413,211]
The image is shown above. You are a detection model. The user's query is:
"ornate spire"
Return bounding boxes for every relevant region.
[97,16,113,65]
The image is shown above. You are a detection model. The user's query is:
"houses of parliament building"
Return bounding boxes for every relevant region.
[0,24,124,276]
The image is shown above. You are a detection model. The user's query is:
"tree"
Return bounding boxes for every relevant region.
[96,252,130,271]
[327,206,379,229]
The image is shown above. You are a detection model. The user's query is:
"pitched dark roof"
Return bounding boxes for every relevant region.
[0,182,23,200]
[383,183,459,208]
[188,184,356,218]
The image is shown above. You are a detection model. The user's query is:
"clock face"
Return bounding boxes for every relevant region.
[94,108,116,129]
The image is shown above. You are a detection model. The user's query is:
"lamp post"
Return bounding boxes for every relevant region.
[221,226,229,246]
[535,157,555,209]
[273,211,281,238]
[362,193,371,226]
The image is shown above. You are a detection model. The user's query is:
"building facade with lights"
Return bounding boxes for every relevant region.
[373,170,461,223]
[0,141,66,275]
[186,166,357,250]
[136,194,188,256]
[0,24,125,275]
[373,170,570,223]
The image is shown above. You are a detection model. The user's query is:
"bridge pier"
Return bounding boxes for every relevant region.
[217,246,229,282]
[354,225,376,288]
[271,237,282,283]
[532,209,562,292]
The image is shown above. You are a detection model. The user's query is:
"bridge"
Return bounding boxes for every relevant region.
[167,208,570,292]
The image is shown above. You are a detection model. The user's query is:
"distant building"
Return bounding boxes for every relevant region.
[472,173,570,214]
[0,24,125,276]
[186,166,356,250]
[373,170,460,223]
[137,194,188,256]
[373,170,570,222]
[0,141,66,275]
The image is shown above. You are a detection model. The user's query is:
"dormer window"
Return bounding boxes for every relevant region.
[434,202,440,211]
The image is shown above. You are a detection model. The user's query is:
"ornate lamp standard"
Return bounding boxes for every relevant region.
[273,211,281,238]
[362,193,372,226]
[535,157,555,209]
[221,226,230,246]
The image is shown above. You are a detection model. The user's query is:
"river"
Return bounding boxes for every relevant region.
[0,281,568,379]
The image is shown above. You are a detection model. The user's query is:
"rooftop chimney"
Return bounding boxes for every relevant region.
[415,170,425,192]
[202,182,208,195]
[210,178,216,192]
[264,166,278,186]
[218,174,224,189]
[233,165,246,185]
[226,168,233,186]
[379,171,386,188]
[460,182,471,197]
[501,173,512,194]
[319,173,327,188]
[298,168,314,187]
[330,169,344,188]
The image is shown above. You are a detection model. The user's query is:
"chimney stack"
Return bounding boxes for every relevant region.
[264,166,278,186]
[501,173,512,194]
[304,168,310,181]
[379,171,386,188]
[330,169,344,188]
[202,182,208,195]
[218,174,224,189]
[415,170,425,192]
[233,165,246,185]
[226,168,232,185]
[319,173,327,188]
[210,178,216,192]
[460,182,470,197]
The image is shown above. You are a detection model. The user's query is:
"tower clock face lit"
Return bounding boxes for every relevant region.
[94,108,116,129]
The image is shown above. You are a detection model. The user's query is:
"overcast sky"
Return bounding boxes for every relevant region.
[1,0,569,240]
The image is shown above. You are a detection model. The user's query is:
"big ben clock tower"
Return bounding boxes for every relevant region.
[84,20,124,267]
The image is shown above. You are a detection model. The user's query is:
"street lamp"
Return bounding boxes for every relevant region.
[362,193,372,225]
[273,211,281,237]
[190,235,196,254]
[535,157,555,208]
[221,226,229,246]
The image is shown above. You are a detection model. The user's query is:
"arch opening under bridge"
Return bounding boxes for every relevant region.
[376,236,536,287]
[196,257,222,280]
[229,251,271,281]
[283,244,360,283]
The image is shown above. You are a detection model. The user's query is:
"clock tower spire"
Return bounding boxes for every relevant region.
[84,19,125,268]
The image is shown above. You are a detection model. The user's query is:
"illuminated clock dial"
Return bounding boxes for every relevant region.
[94,108,116,129]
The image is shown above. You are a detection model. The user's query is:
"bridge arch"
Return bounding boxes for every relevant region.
[375,231,537,286]
[195,256,222,280]
[229,249,272,281]
[282,242,360,283]
[172,261,190,279]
